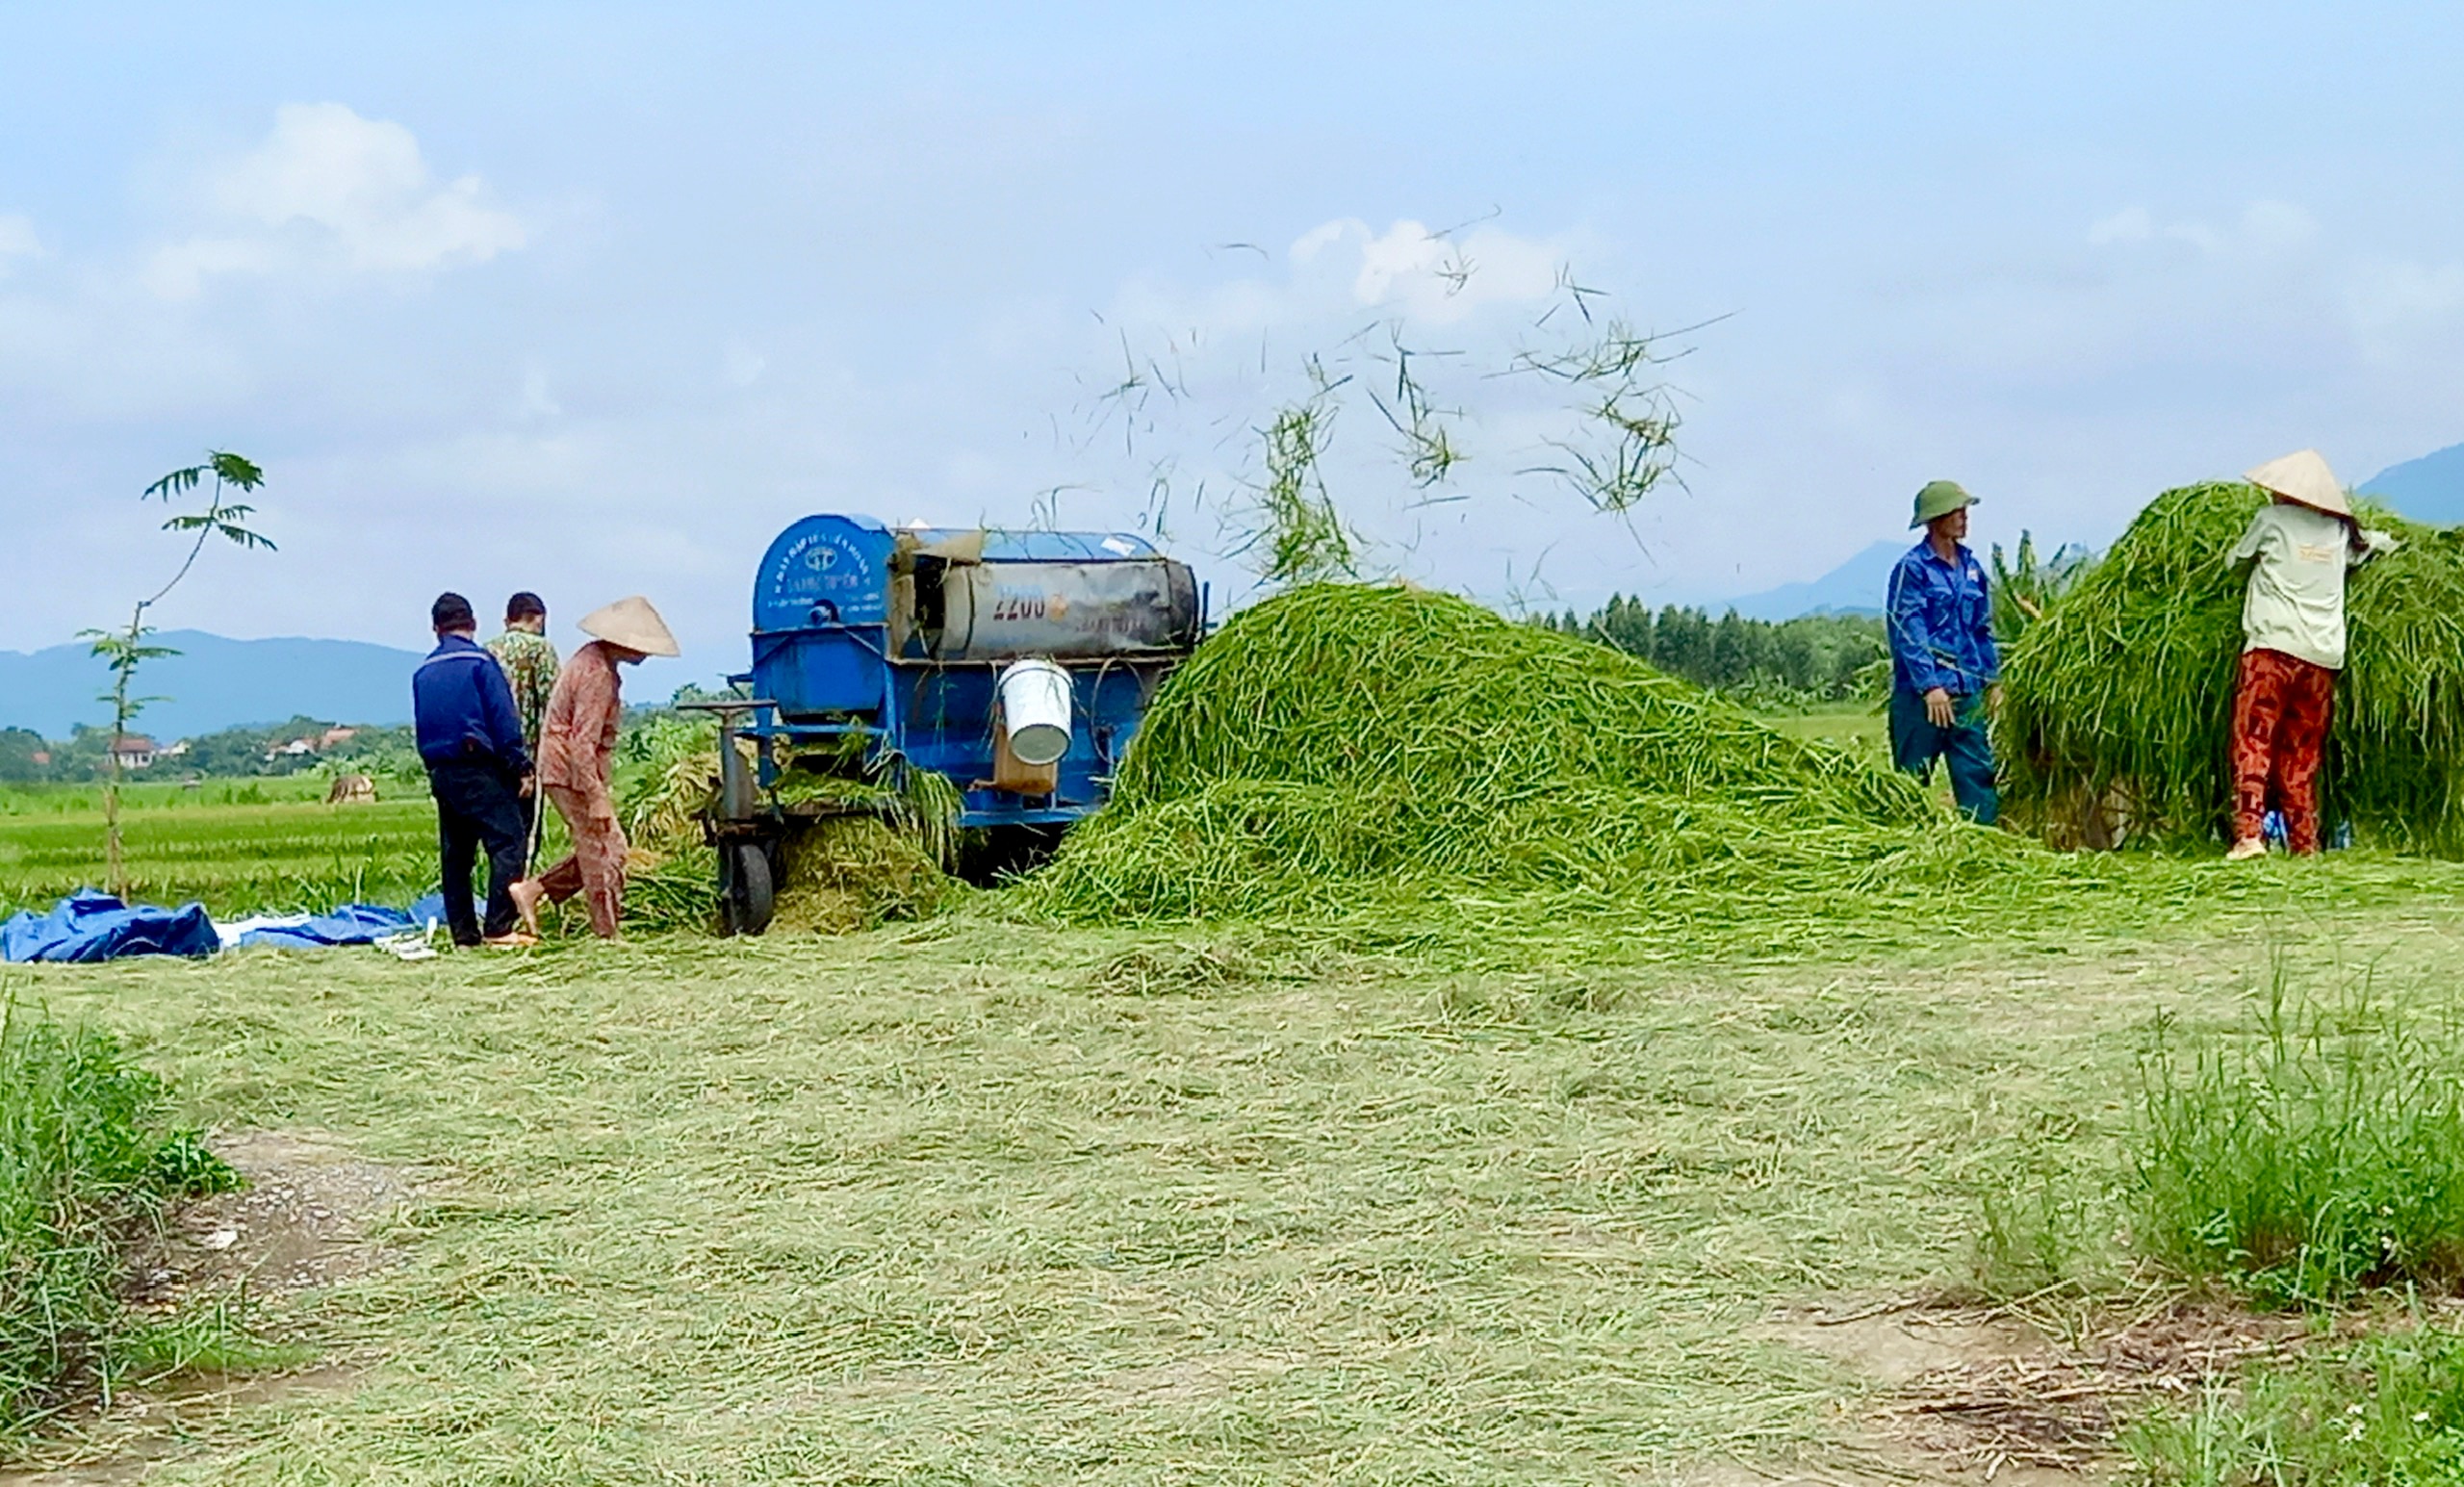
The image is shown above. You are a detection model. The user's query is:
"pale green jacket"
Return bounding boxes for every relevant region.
[2230,503,2397,671]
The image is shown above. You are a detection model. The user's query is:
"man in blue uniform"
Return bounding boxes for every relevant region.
[1886,480,2001,824]
[413,592,536,947]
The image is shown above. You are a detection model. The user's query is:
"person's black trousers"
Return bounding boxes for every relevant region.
[426,758,529,945]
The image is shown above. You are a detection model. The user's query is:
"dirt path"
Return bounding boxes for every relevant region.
[1,1131,428,1485]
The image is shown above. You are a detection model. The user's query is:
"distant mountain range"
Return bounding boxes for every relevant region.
[1721,540,1903,620]
[2362,441,2464,525]
[0,631,423,742]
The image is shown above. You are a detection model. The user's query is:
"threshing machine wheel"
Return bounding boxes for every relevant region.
[721,841,775,936]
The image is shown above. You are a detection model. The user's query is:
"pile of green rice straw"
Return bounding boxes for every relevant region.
[1998,482,2464,854]
[1029,582,2047,927]
[615,726,960,935]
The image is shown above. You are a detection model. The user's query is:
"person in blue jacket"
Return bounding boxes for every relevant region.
[1886,480,2001,824]
[413,592,537,947]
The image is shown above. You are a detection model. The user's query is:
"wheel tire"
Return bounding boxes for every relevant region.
[722,841,775,936]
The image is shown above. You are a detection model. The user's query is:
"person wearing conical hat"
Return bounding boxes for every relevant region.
[1886,480,2002,824]
[509,597,680,937]
[2223,450,2398,860]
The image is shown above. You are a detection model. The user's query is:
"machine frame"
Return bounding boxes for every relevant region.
[691,514,1203,935]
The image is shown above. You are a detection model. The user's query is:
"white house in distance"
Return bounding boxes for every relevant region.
[109,734,155,771]
[264,727,353,762]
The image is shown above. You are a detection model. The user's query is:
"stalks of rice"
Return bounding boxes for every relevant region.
[1998,482,2464,853]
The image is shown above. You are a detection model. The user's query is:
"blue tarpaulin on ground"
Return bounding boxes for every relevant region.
[0,889,220,963]
[3,889,450,963]
[221,904,414,951]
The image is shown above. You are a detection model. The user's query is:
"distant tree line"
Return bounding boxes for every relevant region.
[0,690,727,785]
[0,718,417,784]
[1534,599,1886,703]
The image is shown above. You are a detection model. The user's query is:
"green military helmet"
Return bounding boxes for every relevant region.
[1910,479,1978,529]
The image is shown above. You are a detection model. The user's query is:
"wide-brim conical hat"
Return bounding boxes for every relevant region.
[578,596,680,656]
[2245,449,2351,519]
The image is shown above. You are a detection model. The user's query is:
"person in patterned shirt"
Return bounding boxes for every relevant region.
[486,592,560,756]
[509,596,680,939]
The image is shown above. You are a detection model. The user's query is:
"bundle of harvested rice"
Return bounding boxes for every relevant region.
[612,718,961,934]
[1997,481,2464,853]
[1029,583,1949,922]
[770,814,956,933]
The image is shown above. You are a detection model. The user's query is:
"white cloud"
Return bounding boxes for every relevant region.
[1295,218,1563,324]
[0,216,40,276]
[2089,199,2318,260]
[1103,216,1574,353]
[145,102,526,299]
[518,364,561,419]
[2240,199,2319,251]
[2087,207,2152,245]
[723,339,767,387]
[2162,220,2227,254]
[2346,258,2464,337]
[141,236,277,299]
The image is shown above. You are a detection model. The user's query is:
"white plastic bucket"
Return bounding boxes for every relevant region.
[997,658,1073,767]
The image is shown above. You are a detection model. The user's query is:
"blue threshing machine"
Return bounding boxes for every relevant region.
[691,514,1203,934]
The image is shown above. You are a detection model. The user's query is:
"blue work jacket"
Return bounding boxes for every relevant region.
[413,634,532,774]
[1886,539,1999,699]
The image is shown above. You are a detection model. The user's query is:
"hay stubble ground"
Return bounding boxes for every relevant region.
[11,883,2464,1484]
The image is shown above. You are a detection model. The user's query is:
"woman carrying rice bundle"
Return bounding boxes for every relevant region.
[2224,449,2399,860]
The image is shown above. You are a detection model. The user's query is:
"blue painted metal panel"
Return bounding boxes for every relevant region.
[751,627,887,719]
[752,515,896,719]
[732,513,1192,831]
[755,515,893,630]
[743,657,1168,827]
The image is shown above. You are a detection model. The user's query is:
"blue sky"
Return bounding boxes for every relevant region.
[4,1,2461,674]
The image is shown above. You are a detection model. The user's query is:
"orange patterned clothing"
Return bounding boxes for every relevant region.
[2230,647,2336,854]
[538,641,624,792]
[534,641,629,936]
[538,784,628,937]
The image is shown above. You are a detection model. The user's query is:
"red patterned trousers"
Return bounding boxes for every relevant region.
[539,782,629,937]
[2230,647,2336,854]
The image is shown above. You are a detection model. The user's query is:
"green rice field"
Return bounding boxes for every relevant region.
[0,784,440,920]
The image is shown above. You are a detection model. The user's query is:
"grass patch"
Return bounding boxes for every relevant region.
[10,795,2464,1475]
[2132,972,2464,1307]
[0,999,243,1438]
[2127,1323,2464,1485]
[1020,582,2464,973]
[1964,968,2464,1309]
[1969,1144,2115,1303]
[1030,582,1937,930]
[0,778,377,817]
[612,718,962,936]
